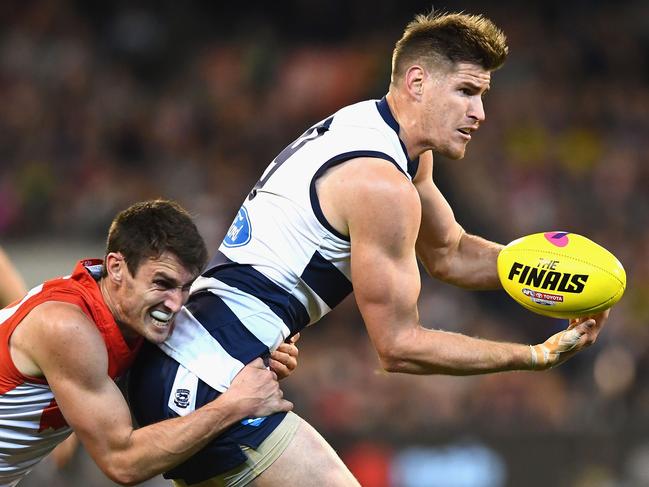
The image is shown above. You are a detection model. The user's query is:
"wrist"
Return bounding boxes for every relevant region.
[529,344,540,371]
[207,390,245,428]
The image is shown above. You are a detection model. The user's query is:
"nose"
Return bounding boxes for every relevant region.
[469,96,485,123]
[164,287,188,313]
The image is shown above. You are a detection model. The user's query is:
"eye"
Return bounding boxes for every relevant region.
[153,279,173,290]
[459,87,478,96]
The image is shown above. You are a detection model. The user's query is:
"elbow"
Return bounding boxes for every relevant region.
[417,245,455,283]
[110,474,141,487]
[425,258,454,283]
[376,344,413,374]
[104,471,139,487]
[101,461,146,486]
[379,358,409,374]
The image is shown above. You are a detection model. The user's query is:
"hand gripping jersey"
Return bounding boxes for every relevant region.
[160,97,419,392]
[0,260,141,486]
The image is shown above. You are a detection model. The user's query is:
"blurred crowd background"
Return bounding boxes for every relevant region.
[2,0,649,486]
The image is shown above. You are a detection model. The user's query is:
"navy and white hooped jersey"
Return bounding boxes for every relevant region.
[159,97,420,392]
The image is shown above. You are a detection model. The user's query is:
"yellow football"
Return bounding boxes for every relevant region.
[497,232,626,319]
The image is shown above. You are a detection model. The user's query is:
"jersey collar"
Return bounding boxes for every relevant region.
[375,96,420,178]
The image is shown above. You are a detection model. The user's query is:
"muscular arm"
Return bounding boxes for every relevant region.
[16,302,291,485]
[48,334,300,471]
[321,157,602,376]
[413,151,502,290]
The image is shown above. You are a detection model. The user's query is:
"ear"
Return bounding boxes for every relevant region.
[105,252,125,283]
[404,65,426,101]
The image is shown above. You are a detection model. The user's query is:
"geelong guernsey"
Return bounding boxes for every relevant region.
[0,260,141,486]
[160,97,419,392]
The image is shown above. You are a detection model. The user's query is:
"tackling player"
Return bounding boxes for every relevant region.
[0,200,297,486]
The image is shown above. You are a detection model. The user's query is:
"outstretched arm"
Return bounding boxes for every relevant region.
[325,157,605,376]
[413,151,502,290]
[16,302,292,485]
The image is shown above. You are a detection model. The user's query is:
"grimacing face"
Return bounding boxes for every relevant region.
[112,251,197,345]
[420,61,491,159]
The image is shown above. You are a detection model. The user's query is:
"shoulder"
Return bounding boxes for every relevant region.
[317,156,420,239]
[345,158,419,213]
[342,158,421,244]
[326,156,416,195]
[20,301,108,378]
[32,300,98,335]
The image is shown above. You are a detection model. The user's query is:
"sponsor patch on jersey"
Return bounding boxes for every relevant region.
[223,206,252,248]
[168,365,198,416]
[241,417,267,427]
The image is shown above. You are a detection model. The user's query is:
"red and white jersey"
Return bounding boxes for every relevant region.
[0,260,142,486]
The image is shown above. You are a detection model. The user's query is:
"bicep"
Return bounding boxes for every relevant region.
[348,177,422,354]
[413,154,464,256]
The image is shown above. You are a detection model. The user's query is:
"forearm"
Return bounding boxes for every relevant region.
[379,326,532,376]
[95,393,244,485]
[418,231,503,290]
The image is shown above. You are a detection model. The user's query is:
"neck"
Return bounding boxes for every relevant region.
[99,278,138,347]
[385,90,429,160]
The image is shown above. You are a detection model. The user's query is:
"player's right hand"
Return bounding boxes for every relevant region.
[530,310,609,370]
[227,358,293,418]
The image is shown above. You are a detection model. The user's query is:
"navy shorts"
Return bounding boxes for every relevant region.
[127,341,286,485]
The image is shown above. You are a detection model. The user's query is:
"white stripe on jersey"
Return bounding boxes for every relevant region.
[161,278,291,391]
[159,307,242,393]
[0,384,71,486]
[290,280,330,326]
[191,276,292,345]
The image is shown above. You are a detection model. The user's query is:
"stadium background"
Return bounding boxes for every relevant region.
[2,0,649,485]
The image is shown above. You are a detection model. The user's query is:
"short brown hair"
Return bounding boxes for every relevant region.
[391,11,508,81]
[104,199,208,278]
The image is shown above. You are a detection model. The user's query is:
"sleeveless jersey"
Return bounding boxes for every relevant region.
[160,97,419,392]
[0,260,142,486]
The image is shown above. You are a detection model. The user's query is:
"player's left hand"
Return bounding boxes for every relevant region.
[269,334,300,380]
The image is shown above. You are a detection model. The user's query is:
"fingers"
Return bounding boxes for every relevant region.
[275,342,299,358]
[271,341,299,380]
[568,309,610,330]
[276,340,299,362]
[575,319,597,347]
[268,358,289,379]
[277,398,294,413]
[533,317,601,370]
[289,333,300,344]
[269,352,297,380]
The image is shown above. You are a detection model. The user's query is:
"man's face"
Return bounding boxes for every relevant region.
[113,251,197,345]
[420,62,491,159]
